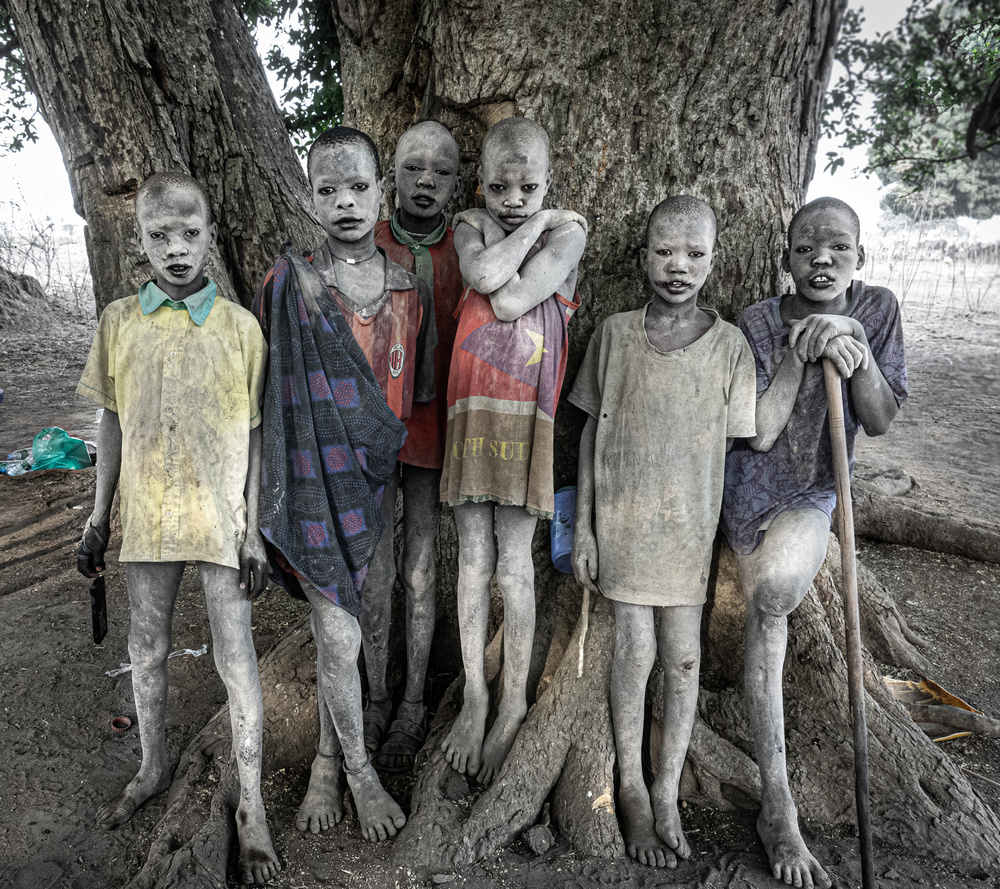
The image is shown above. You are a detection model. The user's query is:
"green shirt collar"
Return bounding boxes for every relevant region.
[389,210,447,249]
[138,278,217,326]
[389,211,446,292]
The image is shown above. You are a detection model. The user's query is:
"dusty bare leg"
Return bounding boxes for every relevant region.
[610,601,672,867]
[359,470,399,755]
[739,508,833,889]
[200,562,280,884]
[441,501,496,776]
[650,603,702,861]
[96,561,183,830]
[476,504,537,785]
[305,586,405,841]
[376,464,441,770]
[296,608,345,833]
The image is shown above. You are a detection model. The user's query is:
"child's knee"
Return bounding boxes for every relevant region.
[459,540,496,579]
[127,628,171,668]
[614,627,657,675]
[663,648,701,683]
[750,566,809,618]
[495,560,533,603]
[313,607,362,667]
[402,544,435,598]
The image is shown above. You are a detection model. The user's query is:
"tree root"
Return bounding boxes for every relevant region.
[852,472,1000,565]
[909,703,1000,739]
[394,578,622,868]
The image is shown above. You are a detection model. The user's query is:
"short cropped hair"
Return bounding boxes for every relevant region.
[307,126,382,182]
[135,172,212,222]
[788,197,860,245]
[481,117,550,163]
[645,195,717,245]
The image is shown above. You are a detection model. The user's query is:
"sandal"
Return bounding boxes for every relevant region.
[362,696,393,758]
[374,711,427,773]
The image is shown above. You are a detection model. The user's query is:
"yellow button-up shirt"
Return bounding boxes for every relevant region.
[78,280,267,568]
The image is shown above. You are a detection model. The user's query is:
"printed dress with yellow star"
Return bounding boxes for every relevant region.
[440,277,580,519]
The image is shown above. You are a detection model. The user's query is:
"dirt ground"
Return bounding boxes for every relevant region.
[1,265,999,889]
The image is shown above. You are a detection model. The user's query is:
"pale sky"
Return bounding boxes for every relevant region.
[2,2,910,234]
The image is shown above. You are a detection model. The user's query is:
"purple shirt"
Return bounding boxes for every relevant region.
[721,283,907,554]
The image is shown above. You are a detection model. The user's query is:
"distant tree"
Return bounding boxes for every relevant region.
[877,113,1000,219]
[825,1,1000,197]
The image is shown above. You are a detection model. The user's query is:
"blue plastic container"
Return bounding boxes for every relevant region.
[550,486,577,573]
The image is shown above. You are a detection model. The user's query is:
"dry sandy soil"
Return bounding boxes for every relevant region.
[1,260,998,889]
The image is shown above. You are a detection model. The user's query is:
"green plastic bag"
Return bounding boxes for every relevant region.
[31,427,91,471]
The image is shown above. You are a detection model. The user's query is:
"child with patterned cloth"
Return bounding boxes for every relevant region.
[439,116,587,785]
[722,197,906,889]
[252,126,435,842]
[371,120,463,772]
[570,196,756,869]
[75,172,280,884]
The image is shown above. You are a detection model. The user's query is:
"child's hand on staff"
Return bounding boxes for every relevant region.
[572,528,600,593]
[789,313,864,364]
[822,334,870,378]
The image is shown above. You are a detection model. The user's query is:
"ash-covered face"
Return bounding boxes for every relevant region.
[479,139,551,232]
[783,207,865,305]
[310,143,385,243]
[641,213,716,306]
[135,186,216,301]
[395,125,461,225]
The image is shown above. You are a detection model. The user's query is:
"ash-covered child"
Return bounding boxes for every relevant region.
[440,116,587,784]
[569,196,756,868]
[75,172,279,884]
[371,120,464,772]
[252,126,435,842]
[722,197,906,889]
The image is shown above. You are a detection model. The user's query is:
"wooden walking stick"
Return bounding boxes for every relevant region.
[823,357,876,889]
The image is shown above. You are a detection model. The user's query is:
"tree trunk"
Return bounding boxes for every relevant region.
[7,0,322,314]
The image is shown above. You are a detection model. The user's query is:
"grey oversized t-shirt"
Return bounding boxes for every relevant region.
[569,306,756,606]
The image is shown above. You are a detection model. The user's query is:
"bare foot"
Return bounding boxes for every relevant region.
[295,752,345,834]
[619,784,676,868]
[441,695,487,775]
[757,804,832,889]
[343,761,406,842]
[650,781,692,859]
[236,799,282,885]
[475,701,527,785]
[95,768,172,829]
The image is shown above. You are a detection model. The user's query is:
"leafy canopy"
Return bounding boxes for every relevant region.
[824,0,1000,214]
[0,1,38,153]
[241,0,343,152]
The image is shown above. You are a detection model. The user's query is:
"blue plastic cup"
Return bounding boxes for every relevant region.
[550,486,577,573]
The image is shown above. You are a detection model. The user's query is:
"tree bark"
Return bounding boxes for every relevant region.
[7,0,322,314]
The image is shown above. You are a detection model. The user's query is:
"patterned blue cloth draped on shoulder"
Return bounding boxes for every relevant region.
[255,251,407,616]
